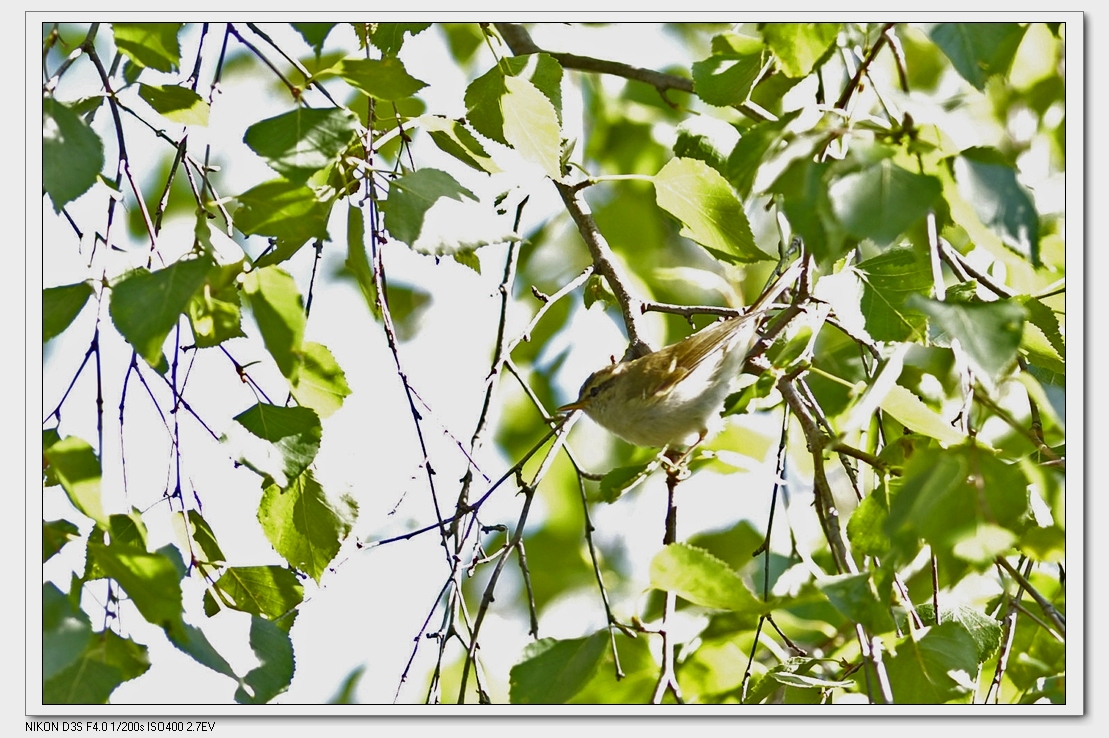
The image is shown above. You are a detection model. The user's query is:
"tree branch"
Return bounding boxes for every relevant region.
[495,23,694,96]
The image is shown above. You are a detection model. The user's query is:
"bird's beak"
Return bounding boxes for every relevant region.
[557,399,586,413]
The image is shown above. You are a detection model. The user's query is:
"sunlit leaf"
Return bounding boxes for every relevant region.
[465,53,564,146]
[291,23,335,56]
[420,115,501,173]
[235,616,295,704]
[258,470,357,582]
[654,157,765,263]
[763,23,839,78]
[768,156,847,264]
[43,435,107,527]
[344,203,378,317]
[509,631,609,704]
[501,74,562,179]
[367,22,431,57]
[43,282,94,343]
[228,403,321,488]
[42,97,104,211]
[829,159,942,246]
[43,582,93,680]
[244,107,358,184]
[337,57,427,100]
[954,148,1040,265]
[212,565,304,621]
[290,341,351,418]
[817,572,896,634]
[138,83,209,126]
[649,542,765,614]
[234,179,333,264]
[885,622,980,703]
[241,266,306,382]
[87,540,185,637]
[186,261,246,348]
[854,246,932,342]
[112,23,183,73]
[886,444,1030,567]
[692,50,765,107]
[43,519,81,562]
[930,23,1027,91]
[910,297,1027,384]
[109,254,214,369]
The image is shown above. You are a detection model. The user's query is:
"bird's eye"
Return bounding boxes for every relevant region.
[589,384,601,398]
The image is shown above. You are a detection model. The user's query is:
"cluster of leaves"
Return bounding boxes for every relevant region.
[42,21,1066,706]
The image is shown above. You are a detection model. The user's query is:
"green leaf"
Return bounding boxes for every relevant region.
[597,462,655,503]
[228,403,322,488]
[290,341,351,418]
[886,445,1030,567]
[743,657,854,704]
[328,666,366,704]
[672,115,740,176]
[337,57,427,100]
[501,74,563,179]
[241,266,306,382]
[930,23,1027,91]
[291,23,335,56]
[885,622,980,703]
[878,384,968,447]
[912,602,1003,663]
[854,246,932,342]
[112,23,183,73]
[910,297,1027,383]
[344,203,379,317]
[847,486,891,554]
[182,510,226,565]
[465,53,564,146]
[367,22,431,57]
[43,628,150,705]
[235,616,295,704]
[108,254,214,369]
[725,110,800,199]
[420,115,501,173]
[654,157,765,263]
[42,97,105,211]
[828,159,942,246]
[166,622,239,680]
[234,179,333,265]
[185,260,246,348]
[258,470,357,582]
[43,582,94,680]
[44,518,81,562]
[43,282,94,343]
[384,168,477,246]
[508,631,609,704]
[817,572,896,634]
[212,566,304,621]
[763,23,839,78]
[243,107,358,184]
[1019,295,1065,365]
[1021,524,1066,563]
[649,542,765,614]
[767,157,847,264]
[954,148,1040,265]
[138,83,209,126]
[107,508,149,550]
[87,540,184,637]
[691,50,765,107]
[43,435,108,527]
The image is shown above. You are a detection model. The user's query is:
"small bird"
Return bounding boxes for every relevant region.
[560,262,800,449]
